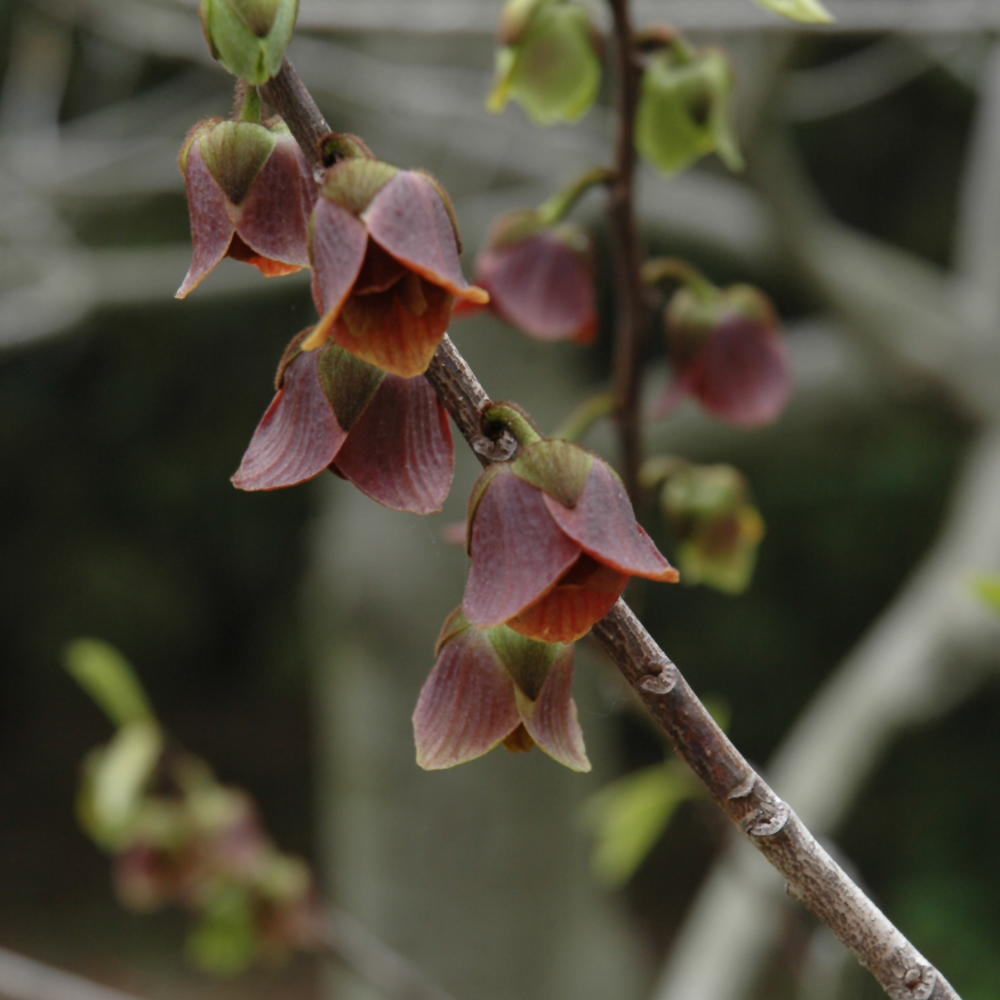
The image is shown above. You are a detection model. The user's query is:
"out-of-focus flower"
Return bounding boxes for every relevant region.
[751,0,832,25]
[635,43,743,176]
[233,330,453,514]
[200,0,298,85]
[176,116,316,298]
[660,280,791,428]
[464,209,597,344]
[487,0,602,125]
[647,460,765,594]
[413,608,589,771]
[303,158,488,378]
[462,423,678,643]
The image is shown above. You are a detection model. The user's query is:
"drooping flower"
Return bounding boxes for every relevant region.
[660,281,791,428]
[233,329,453,514]
[462,209,597,344]
[635,43,743,177]
[199,0,298,85]
[176,116,317,298]
[487,0,602,126]
[303,158,488,378]
[413,607,589,771]
[463,428,678,643]
[645,459,765,594]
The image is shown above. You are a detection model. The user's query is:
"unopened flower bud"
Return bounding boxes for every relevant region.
[200,0,298,85]
[636,45,743,176]
[658,462,764,594]
[467,209,597,344]
[488,0,601,125]
[661,280,791,428]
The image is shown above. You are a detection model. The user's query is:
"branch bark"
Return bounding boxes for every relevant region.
[245,57,965,1000]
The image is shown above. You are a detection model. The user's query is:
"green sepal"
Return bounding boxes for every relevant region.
[635,47,743,177]
[487,208,546,249]
[186,885,257,974]
[200,0,298,86]
[179,118,221,174]
[198,121,278,204]
[488,625,560,701]
[435,606,475,653]
[316,342,386,431]
[64,638,155,727]
[322,158,399,216]
[751,0,833,24]
[466,464,505,554]
[667,283,775,361]
[511,439,594,509]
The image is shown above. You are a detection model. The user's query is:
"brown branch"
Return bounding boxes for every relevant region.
[606,0,647,500]
[254,57,961,1000]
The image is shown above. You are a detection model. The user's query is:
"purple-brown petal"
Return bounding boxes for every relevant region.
[232,349,348,491]
[308,201,369,330]
[518,647,590,772]
[681,318,792,428]
[176,142,236,298]
[413,629,521,770]
[333,373,454,514]
[543,460,679,582]
[363,171,488,305]
[464,468,581,628]
[476,233,596,344]
[507,555,627,644]
[232,134,316,270]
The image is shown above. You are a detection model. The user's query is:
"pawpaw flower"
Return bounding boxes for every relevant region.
[302,158,488,378]
[233,329,453,515]
[460,209,597,344]
[463,425,678,644]
[176,116,317,298]
[413,608,589,771]
[487,0,602,126]
[659,281,791,428]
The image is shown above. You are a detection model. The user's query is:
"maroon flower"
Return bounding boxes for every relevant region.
[413,608,589,771]
[176,117,317,298]
[660,283,791,428]
[463,435,678,643]
[302,157,488,377]
[460,210,596,344]
[233,330,453,514]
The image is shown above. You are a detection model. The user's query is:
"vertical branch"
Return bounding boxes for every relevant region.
[607,0,647,500]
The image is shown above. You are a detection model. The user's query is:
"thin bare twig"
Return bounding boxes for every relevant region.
[261,56,962,1000]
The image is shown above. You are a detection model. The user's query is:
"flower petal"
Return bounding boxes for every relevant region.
[682,318,792,428]
[330,278,453,378]
[544,461,679,581]
[232,349,347,491]
[518,647,590,771]
[464,467,581,627]
[413,629,521,770]
[233,135,316,270]
[477,233,596,343]
[363,171,488,304]
[176,143,235,298]
[308,201,369,328]
[333,373,454,514]
[507,554,627,643]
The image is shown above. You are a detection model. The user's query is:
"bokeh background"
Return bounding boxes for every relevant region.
[2,2,999,1000]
